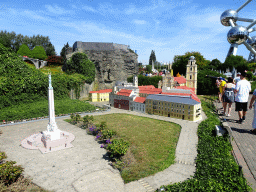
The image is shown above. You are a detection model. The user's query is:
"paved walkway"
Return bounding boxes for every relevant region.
[0,108,206,192]
[215,94,256,190]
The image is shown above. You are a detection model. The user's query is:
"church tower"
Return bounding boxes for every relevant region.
[186,56,197,94]
[133,75,138,87]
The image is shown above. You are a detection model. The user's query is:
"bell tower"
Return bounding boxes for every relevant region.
[133,75,138,87]
[186,56,197,94]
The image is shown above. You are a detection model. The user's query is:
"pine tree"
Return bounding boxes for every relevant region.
[149,50,156,65]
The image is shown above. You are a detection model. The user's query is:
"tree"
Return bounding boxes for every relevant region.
[208,58,222,70]
[60,42,70,59]
[45,42,56,56]
[224,55,248,72]
[17,44,32,58]
[0,30,56,55]
[146,65,152,73]
[45,56,63,66]
[149,50,156,65]
[172,51,209,76]
[31,46,47,60]
[65,52,95,83]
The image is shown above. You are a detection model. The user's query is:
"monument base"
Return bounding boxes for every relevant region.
[21,131,75,154]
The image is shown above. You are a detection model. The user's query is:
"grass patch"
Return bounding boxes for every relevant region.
[39,65,64,74]
[91,113,181,183]
[0,98,96,122]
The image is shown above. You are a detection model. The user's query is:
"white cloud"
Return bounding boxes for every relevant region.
[82,5,97,13]
[133,19,146,25]
[45,5,69,15]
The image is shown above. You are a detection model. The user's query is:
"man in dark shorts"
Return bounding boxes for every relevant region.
[234,71,251,124]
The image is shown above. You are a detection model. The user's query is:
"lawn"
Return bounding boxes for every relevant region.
[39,65,64,74]
[0,98,96,122]
[91,113,181,183]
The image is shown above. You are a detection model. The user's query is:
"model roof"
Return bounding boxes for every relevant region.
[116,89,132,96]
[174,77,186,84]
[89,89,112,93]
[146,94,200,105]
[134,97,146,103]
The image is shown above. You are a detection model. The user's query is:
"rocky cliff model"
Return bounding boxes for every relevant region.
[67,41,138,90]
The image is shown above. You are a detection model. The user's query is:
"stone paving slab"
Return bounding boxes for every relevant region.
[215,94,256,190]
[0,108,206,192]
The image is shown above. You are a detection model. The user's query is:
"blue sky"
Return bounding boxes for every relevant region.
[1,0,256,64]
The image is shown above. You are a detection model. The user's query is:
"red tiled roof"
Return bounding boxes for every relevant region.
[138,85,155,90]
[89,91,98,93]
[140,89,162,95]
[89,89,112,94]
[116,89,132,96]
[134,97,146,103]
[174,77,186,84]
[98,89,112,93]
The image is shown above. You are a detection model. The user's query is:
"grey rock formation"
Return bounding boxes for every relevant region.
[67,41,138,90]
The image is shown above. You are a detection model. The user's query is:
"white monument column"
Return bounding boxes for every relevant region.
[43,74,61,141]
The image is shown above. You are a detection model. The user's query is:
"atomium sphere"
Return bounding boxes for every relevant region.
[220,9,238,26]
[227,25,248,45]
[247,36,256,46]
[189,56,195,60]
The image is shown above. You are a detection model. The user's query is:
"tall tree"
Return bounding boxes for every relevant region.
[0,30,56,55]
[60,42,70,58]
[208,58,222,70]
[224,55,248,72]
[172,51,209,76]
[149,50,156,65]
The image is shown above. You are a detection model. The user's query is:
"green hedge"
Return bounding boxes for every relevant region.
[0,99,96,122]
[0,43,86,109]
[160,101,252,191]
[127,74,162,88]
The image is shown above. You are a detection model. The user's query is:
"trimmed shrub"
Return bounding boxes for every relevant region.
[31,46,47,60]
[17,44,32,58]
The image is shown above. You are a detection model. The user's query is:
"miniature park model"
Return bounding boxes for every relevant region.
[90,56,202,122]
[21,75,75,153]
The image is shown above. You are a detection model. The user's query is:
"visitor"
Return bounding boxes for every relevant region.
[222,77,235,116]
[219,77,226,108]
[216,77,221,102]
[234,72,241,84]
[234,71,251,124]
[249,88,256,134]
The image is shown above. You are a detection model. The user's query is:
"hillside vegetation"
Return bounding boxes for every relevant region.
[0,43,89,109]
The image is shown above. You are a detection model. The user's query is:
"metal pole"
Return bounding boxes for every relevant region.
[236,0,253,12]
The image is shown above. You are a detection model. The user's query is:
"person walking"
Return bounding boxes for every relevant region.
[234,71,251,124]
[234,72,241,84]
[219,77,226,108]
[216,77,221,102]
[249,88,256,134]
[223,77,235,116]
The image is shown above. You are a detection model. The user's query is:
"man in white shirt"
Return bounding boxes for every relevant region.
[234,71,251,124]
[234,72,241,84]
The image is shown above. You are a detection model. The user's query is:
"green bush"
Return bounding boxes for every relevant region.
[127,74,162,88]
[251,81,256,93]
[0,43,87,108]
[160,100,252,191]
[100,129,117,140]
[107,139,130,158]
[0,152,24,186]
[31,46,47,60]
[17,44,32,57]
[99,121,107,131]
[65,52,95,84]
